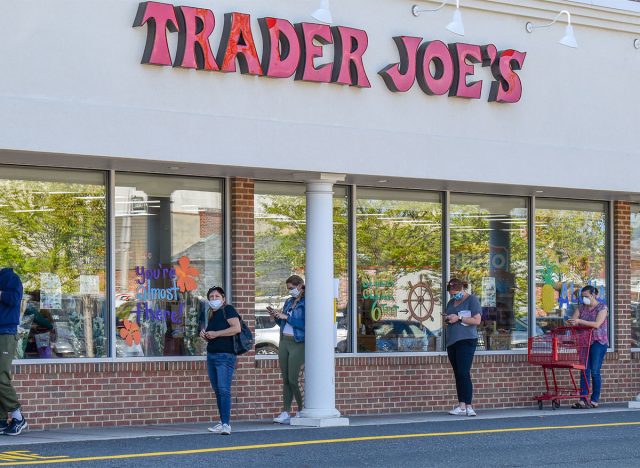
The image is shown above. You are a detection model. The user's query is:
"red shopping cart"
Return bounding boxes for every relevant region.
[527,326,593,410]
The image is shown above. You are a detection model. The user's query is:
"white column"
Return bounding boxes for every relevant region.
[291,174,348,427]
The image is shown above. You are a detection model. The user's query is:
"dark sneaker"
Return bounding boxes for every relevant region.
[0,420,9,432]
[3,418,27,436]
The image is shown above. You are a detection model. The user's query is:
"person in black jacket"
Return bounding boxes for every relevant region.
[0,268,27,435]
[199,286,240,436]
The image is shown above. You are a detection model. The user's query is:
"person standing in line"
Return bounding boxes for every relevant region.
[267,275,305,425]
[0,267,27,435]
[569,285,609,409]
[444,278,482,417]
[199,286,241,435]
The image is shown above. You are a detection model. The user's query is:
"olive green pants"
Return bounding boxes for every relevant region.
[0,334,20,414]
[278,335,304,413]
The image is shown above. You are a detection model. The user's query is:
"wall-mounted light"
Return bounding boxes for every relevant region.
[634,39,640,50]
[525,10,578,49]
[312,0,333,25]
[412,0,465,37]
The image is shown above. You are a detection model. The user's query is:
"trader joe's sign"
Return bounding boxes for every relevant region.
[133,2,526,103]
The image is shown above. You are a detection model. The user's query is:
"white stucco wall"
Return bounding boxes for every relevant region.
[0,0,638,193]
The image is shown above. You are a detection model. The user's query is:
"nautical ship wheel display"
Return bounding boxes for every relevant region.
[403,281,435,322]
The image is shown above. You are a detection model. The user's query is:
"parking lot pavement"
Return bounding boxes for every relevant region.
[0,403,637,447]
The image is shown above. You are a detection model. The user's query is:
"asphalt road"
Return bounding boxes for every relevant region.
[1,411,639,467]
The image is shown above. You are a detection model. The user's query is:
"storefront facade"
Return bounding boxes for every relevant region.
[1,0,639,429]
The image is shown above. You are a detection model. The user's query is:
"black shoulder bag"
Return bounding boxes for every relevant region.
[222,306,254,355]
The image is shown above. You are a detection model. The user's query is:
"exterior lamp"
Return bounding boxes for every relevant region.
[525,10,578,49]
[312,0,333,24]
[412,0,465,37]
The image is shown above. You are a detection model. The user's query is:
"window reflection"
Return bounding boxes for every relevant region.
[450,194,529,350]
[535,199,607,335]
[0,167,108,359]
[114,174,223,357]
[254,182,350,355]
[356,189,443,353]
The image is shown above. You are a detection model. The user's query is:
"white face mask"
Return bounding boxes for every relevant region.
[209,299,223,310]
[289,287,300,298]
[582,297,592,306]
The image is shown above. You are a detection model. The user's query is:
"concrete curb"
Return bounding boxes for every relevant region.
[0,404,638,447]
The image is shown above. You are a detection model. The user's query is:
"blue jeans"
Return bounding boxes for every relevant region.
[447,339,477,405]
[207,353,237,425]
[580,341,607,403]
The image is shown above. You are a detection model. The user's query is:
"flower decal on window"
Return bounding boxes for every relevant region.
[120,319,141,347]
[175,256,200,293]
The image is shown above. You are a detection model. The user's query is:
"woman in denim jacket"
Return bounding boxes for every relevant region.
[267,275,305,424]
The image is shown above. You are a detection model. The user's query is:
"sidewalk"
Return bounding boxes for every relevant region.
[1,404,637,447]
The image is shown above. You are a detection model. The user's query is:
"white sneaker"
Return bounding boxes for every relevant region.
[207,423,223,433]
[448,406,466,416]
[273,411,291,424]
[466,406,477,417]
[221,424,231,435]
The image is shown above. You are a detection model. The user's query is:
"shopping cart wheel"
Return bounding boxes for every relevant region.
[552,400,560,410]
[538,400,543,410]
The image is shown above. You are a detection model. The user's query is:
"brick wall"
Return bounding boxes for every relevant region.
[9,195,640,430]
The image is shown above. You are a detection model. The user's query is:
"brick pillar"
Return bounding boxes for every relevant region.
[613,201,631,355]
[230,178,256,418]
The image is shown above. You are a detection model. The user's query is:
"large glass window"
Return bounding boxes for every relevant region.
[535,199,608,335]
[0,166,108,359]
[630,205,640,348]
[356,189,443,353]
[115,174,223,357]
[450,195,529,350]
[254,182,349,355]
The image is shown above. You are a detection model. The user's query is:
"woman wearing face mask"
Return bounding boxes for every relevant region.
[568,285,608,409]
[199,286,241,435]
[266,275,305,424]
[444,278,482,417]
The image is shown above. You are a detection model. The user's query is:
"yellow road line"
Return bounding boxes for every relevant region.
[2,421,639,466]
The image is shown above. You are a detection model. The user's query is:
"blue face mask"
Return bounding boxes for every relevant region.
[452,292,464,301]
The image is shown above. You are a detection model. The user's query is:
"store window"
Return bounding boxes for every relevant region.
[630,205,640,348]
[535,199,608,335]
[356,189,443,353]
[450,194,529,351]
[254,182,349,355]
[0,166,108,359]
[115,174,223,357]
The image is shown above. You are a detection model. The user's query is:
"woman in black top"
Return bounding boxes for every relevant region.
[199,286,240,435]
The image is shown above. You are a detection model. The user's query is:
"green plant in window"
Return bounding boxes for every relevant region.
[68,309,86,357]
[93,314,105,357]
[184,296,203,356]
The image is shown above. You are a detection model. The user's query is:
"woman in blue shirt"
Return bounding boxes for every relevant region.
[267,275,306,424]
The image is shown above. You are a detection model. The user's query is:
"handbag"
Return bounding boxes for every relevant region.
[222,306,254,355]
